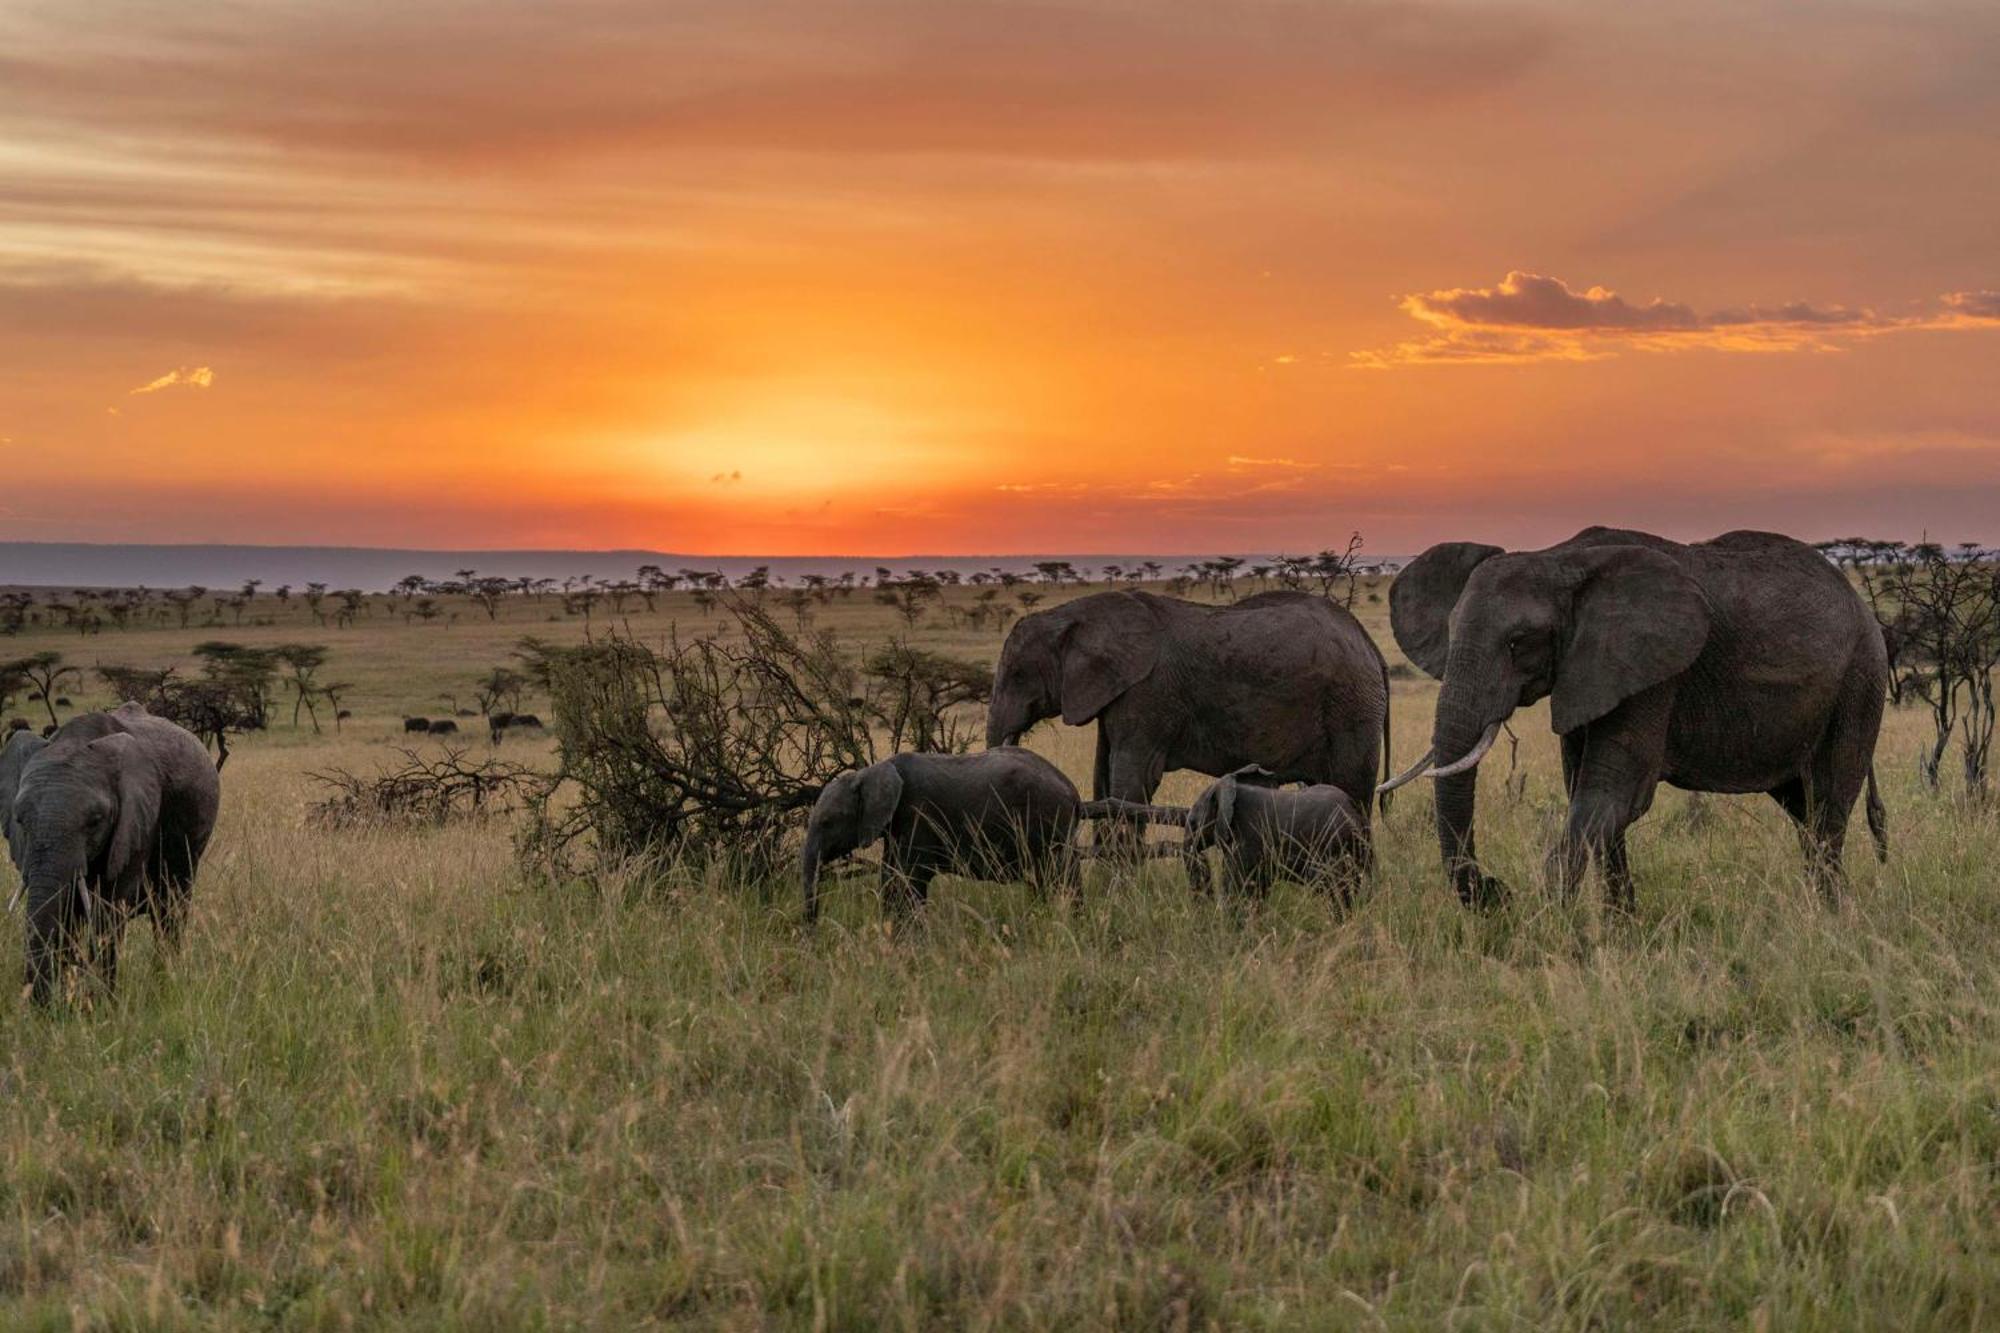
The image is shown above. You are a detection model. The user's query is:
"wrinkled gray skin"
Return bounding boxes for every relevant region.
[1184,765,1369,901]
[1389,527,1887,910]
[1,703,221,1004]
[801,748,1080,921]
[987,591,1391,830]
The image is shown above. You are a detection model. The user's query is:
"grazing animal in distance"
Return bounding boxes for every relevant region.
[1,703,221,1005]
[1383,527,1888,910]
[986,590,1393,839]
[5,718,28,735]
[53,697,71,708]
[801,748,1082,922]
[510,714,543,730]
[427,719,459,736]
[1182,766,1370,900]
[403,717,431,733]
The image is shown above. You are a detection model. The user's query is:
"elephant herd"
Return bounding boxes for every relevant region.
[806,527,1890,921]
[0,526,1891,1004]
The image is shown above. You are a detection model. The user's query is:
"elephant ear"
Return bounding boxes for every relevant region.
[0,731,47,840]
[1059,595,1161,725]
[1552,547,1711,735]
[94,733,160,891]
[1390,542,1504,679]
[1214,777,1239,837]
[852,762,905,847]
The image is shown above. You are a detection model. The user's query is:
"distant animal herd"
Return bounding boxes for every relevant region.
[2,527,1894,1006]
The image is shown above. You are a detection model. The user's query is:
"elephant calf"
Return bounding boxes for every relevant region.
[1,703,221,1004]
[1183,765,1370,900]
[801,748,1081,921]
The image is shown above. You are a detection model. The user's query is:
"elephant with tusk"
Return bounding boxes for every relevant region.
[1385,527,1887,911]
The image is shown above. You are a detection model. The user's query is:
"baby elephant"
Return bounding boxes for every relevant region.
[802,747,1080,921]
[1184,765,1370,900]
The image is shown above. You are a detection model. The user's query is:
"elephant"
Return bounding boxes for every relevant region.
[427,719,459,736]
[1182,765,1370,900]
[986,590,1392,832]
[1380,527,1887,910]
[801,747,1081,922]
[403,717,431,733]
[2,703,221,1004]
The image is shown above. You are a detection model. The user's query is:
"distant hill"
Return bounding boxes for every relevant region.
[0,542,1387,592]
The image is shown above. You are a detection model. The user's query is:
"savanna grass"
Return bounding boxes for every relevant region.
[0,581,1996,1327]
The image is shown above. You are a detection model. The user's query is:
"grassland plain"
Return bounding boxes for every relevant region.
[1,578,1997,1329]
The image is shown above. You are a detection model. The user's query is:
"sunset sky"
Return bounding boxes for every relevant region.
[3,0,1997,555]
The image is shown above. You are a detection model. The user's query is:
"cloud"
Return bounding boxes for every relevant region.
[130,365,214,394]
[1943,291,2000,321]
[1355,272,2000,367]
[1225,454,1318,473]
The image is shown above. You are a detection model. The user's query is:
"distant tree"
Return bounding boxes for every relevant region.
[272,643,332,732]
[192,642,280,729]
[875,575,942,628]
[7,651,80,728]
[321,680,353,731]
[164,587,206,629]
[473,666,529,717]
[333,589,366,628]
[303,582,329,626]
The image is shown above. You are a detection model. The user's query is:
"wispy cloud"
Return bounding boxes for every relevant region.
[1352,272,2000,368]
[130,365,214,394]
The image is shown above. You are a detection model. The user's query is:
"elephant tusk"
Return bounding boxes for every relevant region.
[1376,748,1435,794]
[1425,723,1502,779]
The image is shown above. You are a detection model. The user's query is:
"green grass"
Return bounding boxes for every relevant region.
[1,582,1997,1327]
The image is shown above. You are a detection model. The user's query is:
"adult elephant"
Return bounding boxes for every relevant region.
[1381,527,1887,909]
[986,590,1391,816]
[2,702,221,1004]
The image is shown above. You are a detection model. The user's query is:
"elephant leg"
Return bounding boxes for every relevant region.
[1098,741,1167,858]
[1602,830,1636,916]
[1769,778,1841,905]
[1547,703,1665,907]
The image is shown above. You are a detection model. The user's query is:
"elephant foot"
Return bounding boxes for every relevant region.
[1456,872,1510,911]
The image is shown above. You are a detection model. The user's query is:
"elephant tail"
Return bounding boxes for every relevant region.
[1866,764,1888,863]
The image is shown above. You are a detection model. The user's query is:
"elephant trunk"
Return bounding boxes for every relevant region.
[20,848,85,1005]
[801,827,827,923]
[1429,675,1504,907]
[985,690,1032,749]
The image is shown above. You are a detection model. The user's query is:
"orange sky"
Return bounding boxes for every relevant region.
[3,0,1997,555]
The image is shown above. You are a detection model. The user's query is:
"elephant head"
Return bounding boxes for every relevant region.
[801,761,903,921]
[1387,542,1710,902]
[9,732,157,1002]
[986,593,1161,747]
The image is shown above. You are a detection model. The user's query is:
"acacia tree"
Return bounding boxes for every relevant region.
[1869,543,2000,794]
[8,651,80,728]
[273,643,331,732]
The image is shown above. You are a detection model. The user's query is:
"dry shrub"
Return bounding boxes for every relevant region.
[519,596,989,879]
[309,746,542,829]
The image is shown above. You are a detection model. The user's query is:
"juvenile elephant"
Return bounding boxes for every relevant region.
[2,703,221,1004]
[801,748,1080,921]
[986,590,1391,821]
[1183,765,1370,900]
[1382,527,1887,909]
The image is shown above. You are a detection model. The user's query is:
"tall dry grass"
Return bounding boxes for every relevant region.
[1,582,1996,1327]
